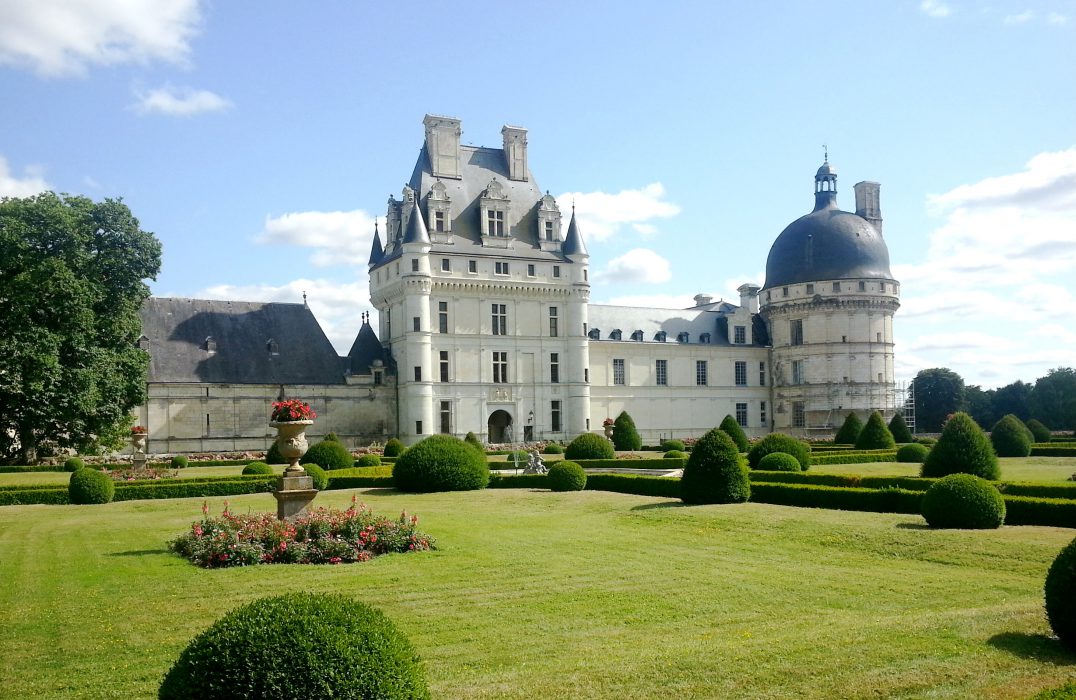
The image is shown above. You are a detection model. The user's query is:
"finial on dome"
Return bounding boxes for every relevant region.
[823,143,828,163]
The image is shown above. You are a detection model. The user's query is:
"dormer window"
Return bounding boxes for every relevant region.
[544,220,554,240]
[136,334,149,350]
[655,331,667,342]
[480,179,511,246]
[204,336,216,353]
[588,328,600,340]
[677,332,689,343]
[487,210,505,236]
[700,333,712,344]
[266,339,279,356]
[631,330,644,341]
[427,181,452,241]
[536,193,562,251]
[610,329,622,341]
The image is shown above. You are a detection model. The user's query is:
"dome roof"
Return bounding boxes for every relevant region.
[816,161,836,178]
[763,194,892,289]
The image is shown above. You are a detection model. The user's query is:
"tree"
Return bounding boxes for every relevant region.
[912,368,966,433]
[921,412,999,480]
[611,410,642,451]
[718,414,749,452]
[855,411,896,450]
[963,385,997,430]
[680,427,750,505]
[888,412,913,443]
[0,193,161,464]
[833,412,863,445]
[989,414,1032,458]
[1030,368,1076,431]
[993,380,1032,422]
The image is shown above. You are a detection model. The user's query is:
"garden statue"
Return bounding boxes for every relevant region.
[523,450,547,475]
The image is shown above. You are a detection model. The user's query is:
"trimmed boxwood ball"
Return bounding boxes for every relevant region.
[392,435,489,493]
[748,433,811,471]
[542,442,565,454]
[921,473,1005,529]
[300,440,354,470]
[304,463,328,490]
[355,454,382,467]
[463,431,484,453]
[265,440,286,464]
[63,457,85,472]
[1027,418,1052,444]
[663,450,687,459]
[680,427,750,505]
[383,438,406,458]
[660,438,685,452]
[718,414,749,452]
[170,455,188,469]
[896,443,930,464]
[834,412,863,445]
[991,414,1033,458]
[242,461,273,475]
[757,452,801,472]
[855,411,897,450]
[1045,537,1076,649]
[921,412,999,480]
[889,412,914,443]
[505,450,530,465]
[612,411,643,451]
[548,460,587,491]
[69,468,115,504]
[565,432,615,460]
[158,592,429,700]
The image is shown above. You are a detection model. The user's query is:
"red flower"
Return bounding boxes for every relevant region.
[271,399,317,422]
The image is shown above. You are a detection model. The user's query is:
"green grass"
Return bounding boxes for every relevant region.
[2,488,1076,699]
[814,457,1076,482]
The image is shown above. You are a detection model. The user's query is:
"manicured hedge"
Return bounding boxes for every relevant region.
[1003,496,1076,528]
[487,474,549,489]
[0,465,70,473]
[810,451,898,465]
[750,482,923,514]
[327,466,394,479]
[749,470,934,492]
[489,472,682,498]
[571,458,685,469]
[0,488,69,505]
[1032,446,1076,457]
[112,478,276,501]
[324,476,395,490]
[995,482,1076,500]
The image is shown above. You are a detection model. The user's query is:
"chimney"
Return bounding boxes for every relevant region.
[423,114,461,179]
[693,293,713,307]
[737,283,761,314]
[501,125,528,181]
[854,181,882,236]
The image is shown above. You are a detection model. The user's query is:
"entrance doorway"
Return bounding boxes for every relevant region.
[488,410,513,444]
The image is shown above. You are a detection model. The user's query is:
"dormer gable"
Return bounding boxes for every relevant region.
[480,178,513,249]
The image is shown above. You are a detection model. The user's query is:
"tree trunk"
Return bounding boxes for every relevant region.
[17,424,37,465]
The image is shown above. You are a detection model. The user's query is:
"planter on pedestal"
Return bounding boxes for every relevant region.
[131,432,147,470]
[269,420,317,520]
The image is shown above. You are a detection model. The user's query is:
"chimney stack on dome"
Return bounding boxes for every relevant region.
[854,181,883,236]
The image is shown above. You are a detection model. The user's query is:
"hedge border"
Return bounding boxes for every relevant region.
[810,451,898,465]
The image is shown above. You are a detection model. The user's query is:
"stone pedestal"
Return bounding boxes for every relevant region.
[273,473,317,520]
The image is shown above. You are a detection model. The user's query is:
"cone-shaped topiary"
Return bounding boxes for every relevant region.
[548,461,587,492]
[757,452,802,471]
[565,432,615,460]
[921,473,1005,529]
[1045,537,1076,649]
[355,454,382,467]
[991,414,1033,458]
[612,411,642,451]
[383,438,406,457]
[464,431,484,453]
[1027,419,1052,444]
[889,412,914,443]
[660,438,685,452]
[921,412,999,479]
[242,461,273,475]
[896,443,930,463]
[300,440,354,470]
[855,411,896,450]
[718,415,749,452]
[159,593,429,700]
[834,412,863,445]
[392,435,489,492]
[304,463,329,490]
[69,468,115,504]
[680,427,750,504]
[747,433,811,470]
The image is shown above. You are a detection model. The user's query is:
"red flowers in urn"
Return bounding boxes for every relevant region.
[131,425,147,435]
[271,399,317,422]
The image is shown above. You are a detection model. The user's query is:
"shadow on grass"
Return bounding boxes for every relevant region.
[108,548,170,557]
[988,632,1076,665]
[630,501,688,511]
[894,522,931,530]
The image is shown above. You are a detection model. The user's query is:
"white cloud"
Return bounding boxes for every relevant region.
[134,86,231,116]
[920,0,952,18]
[1048,13,1068,25]
[0,156,50,197]
[256,209,379,267]
[596,248,672,285]
[1004,10,1035,24]
[196,279,373,355]
[556,182,680,242]
[0,0,201,77]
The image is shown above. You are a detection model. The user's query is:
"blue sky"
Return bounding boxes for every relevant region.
[1,0,1074,390]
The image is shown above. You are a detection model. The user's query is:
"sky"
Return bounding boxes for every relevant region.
[1,0,1074,391]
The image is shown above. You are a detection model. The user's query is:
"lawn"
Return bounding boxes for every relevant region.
[813,457,1076,482]
[2,487,1076,699]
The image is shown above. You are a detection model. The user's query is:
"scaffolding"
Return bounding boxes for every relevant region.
[897,380,916,434]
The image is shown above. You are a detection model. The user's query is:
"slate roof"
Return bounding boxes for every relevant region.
[347,318,393,375]
[139,298,346,385]
[586,304,767,347]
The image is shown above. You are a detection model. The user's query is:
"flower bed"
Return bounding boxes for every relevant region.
[169,497,434,568]
[106,467,178,481]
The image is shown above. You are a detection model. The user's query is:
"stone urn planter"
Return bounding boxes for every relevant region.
[603,424,614,440]
[270,419,313,475]
[269,417,317,520]
[130,427,148,469]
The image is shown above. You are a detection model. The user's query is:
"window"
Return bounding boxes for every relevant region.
[878,372,884,383]
[736,403,748,427]
[411,259,419,272]
[550,353,560,383]
[487,209,505,236]
[548,307,558,337]
[877,331,882,342]
[677,332,689,343]
[613,359,625,385]
[527,264,535,277]
[700,332,711,344]
[760,401,767,425]
[656,359,667,386]
[880,282,887,293]
[438,301,448,333]
[544,220,555,241]
[696,360,708,386]
[416,420,423,435]
[440,401,451,434]
[373,369,383,386]
[439,351,449,382]
[492,304,507,335]
[859,281,866,291]
[734,326,746,344]
[832,282,841,293]
[735,361,747,386]
[552,265,561,278]
[413,366,422,382]
[412,316,420,332]
[493,352,508,383]
[806,283,814,295]
[792,359,805,385]
[655,331,667,342]
[441,258,450,272]
[434,211,446,232]
[495,261,509,275]
[551,400,562,432]
[782,286,789,297]
[588,328,600,339]
[610,329,622,340]
[631,330,644,341]
[584,368,589,383]
[759,361,766,386]
[468,260,477,273]
[790,319,803,346]
[385,309,391,339]
[584,269,588,281]
[792,402,805,428]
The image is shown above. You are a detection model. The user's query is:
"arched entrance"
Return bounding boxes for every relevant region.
[488,410,513,444]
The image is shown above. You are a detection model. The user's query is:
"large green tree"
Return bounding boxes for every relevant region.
[912,368,966,433]
[1030,368,1076,431]
[0,193,161,464]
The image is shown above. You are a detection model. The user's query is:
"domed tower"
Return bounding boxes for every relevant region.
[760,159,900,435]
